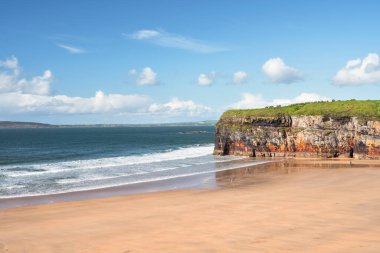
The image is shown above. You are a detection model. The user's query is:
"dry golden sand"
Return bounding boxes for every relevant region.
[1,159,380,253]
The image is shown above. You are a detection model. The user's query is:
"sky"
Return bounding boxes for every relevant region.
[1,0,380,124]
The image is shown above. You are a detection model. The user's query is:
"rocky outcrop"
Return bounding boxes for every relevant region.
[214,115,380,159]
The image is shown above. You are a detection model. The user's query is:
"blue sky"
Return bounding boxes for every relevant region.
[1,0,380,124]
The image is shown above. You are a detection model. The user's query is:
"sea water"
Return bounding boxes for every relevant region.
[0,126,262,198]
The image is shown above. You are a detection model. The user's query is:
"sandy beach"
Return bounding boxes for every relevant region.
[1,159,380,253]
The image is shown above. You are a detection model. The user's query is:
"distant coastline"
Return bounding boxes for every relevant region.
[0,120,217,129]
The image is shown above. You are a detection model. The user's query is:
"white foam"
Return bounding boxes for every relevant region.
[55,158,247,186]
[0,160,269,199]
[3,144,218,177]
[0,143,255,198]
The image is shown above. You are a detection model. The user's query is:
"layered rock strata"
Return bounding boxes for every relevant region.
[214,115,380,159]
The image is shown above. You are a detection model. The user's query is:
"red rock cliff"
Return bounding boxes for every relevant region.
[214,115,380,159]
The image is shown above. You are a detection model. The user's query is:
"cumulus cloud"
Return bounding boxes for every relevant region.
[127,29,226,53]
[232,71,248,84]
[198,72,216,86]
[0,56,19,70]
[0,91,151,114]
[0,56,211,119]
[129,67,157,86]
[57,44,85,54]
[148,98,212,116]
[230,92,330,109]
[137,67,157,86]
[230,93,268,109]
[0,56,52,95]
[332,53,380,85]
[0,90,211,117]
[262,58,303,84]
[271,93,330,106]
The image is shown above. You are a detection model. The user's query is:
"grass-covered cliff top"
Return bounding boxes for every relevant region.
[221,100,380,120]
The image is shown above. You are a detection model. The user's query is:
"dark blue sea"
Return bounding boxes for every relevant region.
[0,126,262,198]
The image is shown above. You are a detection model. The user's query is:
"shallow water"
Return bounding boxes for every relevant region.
[0,126,263,198]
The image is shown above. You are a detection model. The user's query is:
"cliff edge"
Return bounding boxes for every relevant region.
[214,100,380,159]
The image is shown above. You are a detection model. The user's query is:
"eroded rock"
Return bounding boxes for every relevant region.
[214,115,380,159]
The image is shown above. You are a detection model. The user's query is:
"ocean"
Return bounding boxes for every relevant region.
[0,126,262,199]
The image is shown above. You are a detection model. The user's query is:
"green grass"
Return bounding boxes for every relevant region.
[221,100,380,120]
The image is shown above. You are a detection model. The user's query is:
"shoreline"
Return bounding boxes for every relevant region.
[0,168,219,209]
[0,158,269,209]
[1,159,380,252]
[1,158,379,209]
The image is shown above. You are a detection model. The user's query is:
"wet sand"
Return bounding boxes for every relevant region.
[1,159,380,252]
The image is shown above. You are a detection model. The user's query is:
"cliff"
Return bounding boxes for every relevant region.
[214,100,380,159]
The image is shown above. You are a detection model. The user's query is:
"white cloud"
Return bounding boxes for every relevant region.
[271,93,330,106]
[0,56,19,70]
[0,56,52,95]
[148,98,212,116]
[127,29,226,53]
[230,93,267,109]
[332,53,380,85]
[230,92,330,109]
[134,67,157,86]
[0,90,212,117]
[232,71,248,84]
[0,56,151,114]
[0,56,211,119]
[57,44,85,54]
[262,58,303,84]
[19,70,52,96]
[130,30,160,39]
[0,91,151,114]
[198,72,216,86]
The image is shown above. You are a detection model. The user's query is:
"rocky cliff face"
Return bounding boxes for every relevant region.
[214,115,380,159]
